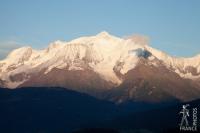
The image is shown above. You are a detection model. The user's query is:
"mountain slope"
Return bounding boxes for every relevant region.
[0,87,189,133]
[18,68,114,96]
[0,87,119,133]
[104,58,200,103]
[103,99,200,133]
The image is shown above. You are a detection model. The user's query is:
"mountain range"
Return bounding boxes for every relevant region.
[0,31,200,103]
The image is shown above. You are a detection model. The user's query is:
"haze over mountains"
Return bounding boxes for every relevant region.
[0,32,200,103]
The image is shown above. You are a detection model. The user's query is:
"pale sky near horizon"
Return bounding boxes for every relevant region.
[0,0,200,59]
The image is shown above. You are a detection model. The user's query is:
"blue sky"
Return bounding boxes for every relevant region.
[0,0,200,59]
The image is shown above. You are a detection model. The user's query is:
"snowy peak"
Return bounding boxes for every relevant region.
[2,46,35,67]
[7,46,32,59]
[48,40,65,49]
[96,31,117,39]
[97,31,111,37]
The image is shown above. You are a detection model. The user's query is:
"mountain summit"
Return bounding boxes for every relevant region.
[0,32,200,102]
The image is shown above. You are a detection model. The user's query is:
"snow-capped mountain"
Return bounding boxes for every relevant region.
[0,31,200,102]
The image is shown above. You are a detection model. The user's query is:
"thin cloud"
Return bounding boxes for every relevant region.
[124,34,150,46]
